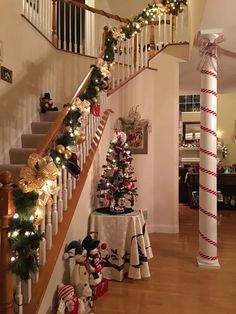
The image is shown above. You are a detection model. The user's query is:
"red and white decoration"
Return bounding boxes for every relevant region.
[197,31,224,268]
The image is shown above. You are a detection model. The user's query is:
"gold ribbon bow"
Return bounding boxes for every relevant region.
[19,153,59,193]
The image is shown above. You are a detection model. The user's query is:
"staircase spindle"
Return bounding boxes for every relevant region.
[140,28,144,68]
[39,215,46,266]
[58,0,61,49]
[67,172,73,200]
[45,202,53,250]
[72,176,77,190]
[74,5,78,53]
[69,3,72,52]
[127,39,130,78]
[57,173,64,222]
[63,2,67,50]
[52,0,58,47]
[79,7,83,53]
[22,279,32,304]
[62,167,68,210]
[169,14,172,43]
[31,270,39,284]
[14,276,23,314]
[52,192,59,235]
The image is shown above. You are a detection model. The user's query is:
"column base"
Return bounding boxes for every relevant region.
[196,255,220,269]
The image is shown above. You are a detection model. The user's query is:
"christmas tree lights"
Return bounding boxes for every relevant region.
[97,131,138,214]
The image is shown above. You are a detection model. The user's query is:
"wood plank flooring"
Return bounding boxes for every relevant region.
[92,205,236,314]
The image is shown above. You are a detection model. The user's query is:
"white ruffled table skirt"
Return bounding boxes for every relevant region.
[89,210,153,281]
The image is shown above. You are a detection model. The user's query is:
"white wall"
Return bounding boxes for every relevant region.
[0,1,95,163]
[107,49,181,234]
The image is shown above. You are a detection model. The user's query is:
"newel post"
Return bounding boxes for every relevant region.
[0,171,15,314]
[52,0,58,47]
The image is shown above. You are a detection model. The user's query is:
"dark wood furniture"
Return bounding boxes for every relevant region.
[186,173,236,209]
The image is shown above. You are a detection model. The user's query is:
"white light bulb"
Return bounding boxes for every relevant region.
[13,213,19,219]
[11,257,16,262]
[55,157,60,162]
[30,215,34,221]
[25,231,30,237]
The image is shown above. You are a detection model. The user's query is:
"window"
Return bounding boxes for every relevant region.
[179,95,200,112]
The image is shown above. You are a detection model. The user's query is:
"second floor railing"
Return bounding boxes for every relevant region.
[22,0,189,91]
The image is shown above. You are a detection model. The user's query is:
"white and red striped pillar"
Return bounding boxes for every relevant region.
[197,32,224,268]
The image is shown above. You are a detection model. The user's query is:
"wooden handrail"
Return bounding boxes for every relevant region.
[23,109,113,314]
[36,68,93,156]
[0,172,15,314]
[63,0,130,24]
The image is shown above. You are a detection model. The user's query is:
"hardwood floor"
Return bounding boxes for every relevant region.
[92,205,236,314]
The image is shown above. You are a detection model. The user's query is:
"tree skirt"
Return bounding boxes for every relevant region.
[96,207,134,215]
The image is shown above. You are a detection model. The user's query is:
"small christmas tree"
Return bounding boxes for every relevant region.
[96,131,138,214]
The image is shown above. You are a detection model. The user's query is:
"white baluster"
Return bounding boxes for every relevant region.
[57,172,64,222]
[140,28,144,68]
[79,144,83,171]
[22,0,26,16]
[175,15,178,42]
[136,33,139,71]
[31,270,39,284]
[67,172,73,200]
[144,26,148,67]
[72,177,77,190]
[52,193,59,235]
[46,201,52,250]
[117,43,120,86]
[122,41,125,82]
[22,278,32,304]
[69,3,72,51]
[131,36,134,75]
[164,12,167,46]
[74,6,77,52]
[80,7,83,53]
[181,11,184,42]
[39,215,46,266]
[62,167,68,210]
[127,38,130,78]
[169,14,172,43]
[158,15,161,49]
[14,276,23,314]
[58,1,61,49]
[63,2,67,50]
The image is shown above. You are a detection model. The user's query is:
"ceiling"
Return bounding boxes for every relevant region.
[103,0,236,94]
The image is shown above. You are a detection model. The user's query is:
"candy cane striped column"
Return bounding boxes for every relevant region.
[197,36,220,268]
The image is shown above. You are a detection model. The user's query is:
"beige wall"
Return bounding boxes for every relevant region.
[188,0,206,56]
[0,1,95,163]
[218,93,236,165]
[107,49,181,234]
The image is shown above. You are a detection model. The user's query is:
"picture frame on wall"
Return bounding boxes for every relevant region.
[122,123,148,154]
[1,66,13,84]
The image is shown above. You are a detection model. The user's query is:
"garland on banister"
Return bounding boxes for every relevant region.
[7,0,188,280]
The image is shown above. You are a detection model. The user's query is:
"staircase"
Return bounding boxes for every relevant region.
[0,111,59,182]
[0,1,191,313]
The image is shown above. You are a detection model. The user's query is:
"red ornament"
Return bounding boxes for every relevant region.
[91,103,100,117]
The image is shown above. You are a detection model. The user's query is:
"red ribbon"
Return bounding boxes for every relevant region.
[198,34,225,72]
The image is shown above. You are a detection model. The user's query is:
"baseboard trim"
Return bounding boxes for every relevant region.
[147,223,179,234]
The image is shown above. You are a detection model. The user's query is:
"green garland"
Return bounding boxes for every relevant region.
[8,0,188,280]
[8,188,42,280]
